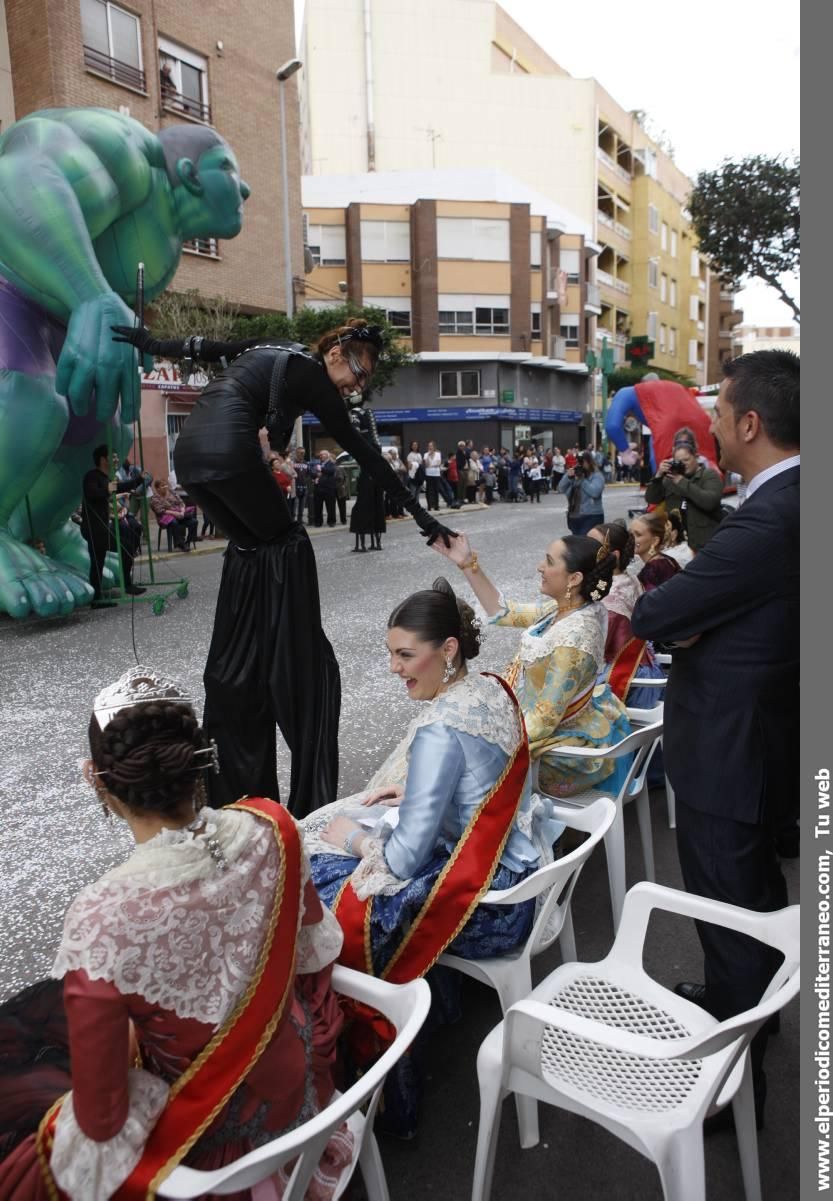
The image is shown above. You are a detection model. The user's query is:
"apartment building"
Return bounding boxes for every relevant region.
[735,324,800,357]
[303,168,595,452]
[301,0,712,383]
[706,278,745,383]
[3,0,302,480]
[0,2,13,131]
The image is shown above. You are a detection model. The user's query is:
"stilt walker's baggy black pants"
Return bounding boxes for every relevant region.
[184,469,340,818]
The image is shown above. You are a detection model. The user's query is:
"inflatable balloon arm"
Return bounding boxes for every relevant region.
[605,387,645,453]
[0,122,145,423]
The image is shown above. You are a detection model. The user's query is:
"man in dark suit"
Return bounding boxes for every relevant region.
[631,350,799,1123]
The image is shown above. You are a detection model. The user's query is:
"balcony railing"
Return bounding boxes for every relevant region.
[698,279,706,292]
[597,269,615,288]
[597,146,631,185]
[614,221,632,240]
[597,210,615,230]
[183,238,220,257]
[613,278,631,295]
[596,330,627,347]
[585,283,601,308]
[550,335,567,360]
[84,45,146,91]
[162,87,211,123]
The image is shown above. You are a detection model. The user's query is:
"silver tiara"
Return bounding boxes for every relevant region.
[93,665,194,730]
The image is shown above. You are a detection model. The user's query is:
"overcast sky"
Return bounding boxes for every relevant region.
[293,0,800,326]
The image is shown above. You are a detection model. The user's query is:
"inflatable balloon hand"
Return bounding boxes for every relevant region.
[55,293,143,423]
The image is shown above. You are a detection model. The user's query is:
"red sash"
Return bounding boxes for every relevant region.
[36,797,301,1201]
[334,674,529,986]
[608,635,649,700]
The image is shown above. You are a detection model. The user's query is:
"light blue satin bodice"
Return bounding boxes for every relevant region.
[383,722,553,880]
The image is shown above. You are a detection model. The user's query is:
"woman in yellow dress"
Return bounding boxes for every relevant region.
[432,531,632,797]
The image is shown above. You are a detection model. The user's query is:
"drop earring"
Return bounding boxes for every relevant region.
[442,656,456,684]
[564,582,573,607]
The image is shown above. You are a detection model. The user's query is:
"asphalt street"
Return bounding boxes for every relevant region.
[0,484,798,1200]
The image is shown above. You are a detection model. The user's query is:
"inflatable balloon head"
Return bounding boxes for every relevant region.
[605,376,719,474]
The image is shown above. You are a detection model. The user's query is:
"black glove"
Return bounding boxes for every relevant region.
[111,323,157,352]
[411,505,457,548]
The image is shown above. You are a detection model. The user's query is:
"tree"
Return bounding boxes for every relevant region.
[150,292,413,394]
[688,155,800,322]
[608,366,695,393]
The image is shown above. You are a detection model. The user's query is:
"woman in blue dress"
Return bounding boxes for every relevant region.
[301,578,561,979]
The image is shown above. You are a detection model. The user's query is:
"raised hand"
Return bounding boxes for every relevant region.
[431,530,472,568]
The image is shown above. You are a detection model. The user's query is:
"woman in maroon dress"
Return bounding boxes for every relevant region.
[630,511,682,591]
[0,667,348,1201]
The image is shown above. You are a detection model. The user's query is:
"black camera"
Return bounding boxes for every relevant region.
[669,460,688,474]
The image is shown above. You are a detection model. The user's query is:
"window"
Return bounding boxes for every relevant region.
[661,222,668,251]
[660,273,668,303]
[648,204,659,234]
[440,370,481,398]
[438,294,509,335]
[159,38,210,121]
[436,217,510,261]
[648,258,659,289]
[306,224,346,266]
[558,248,581,283]
[530,302,541,339]
[670,278,677,307]
[690,249,700,277]
[360,220,410,262]
[82,0,144,89]
[659,324,666,353]
[530,230,542,269]
[669,327,677,355]
[647,312,658,340]
[689,294,699,321]
[559,314,580,347]
[670,229,678,257]
[688,338,698,366]
[183,237,219,257]
[365,296,412,337]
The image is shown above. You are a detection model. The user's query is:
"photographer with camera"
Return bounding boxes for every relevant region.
[644,427,724,553]
[557,449,606,535]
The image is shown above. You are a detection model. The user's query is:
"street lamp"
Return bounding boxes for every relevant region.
[276,57,302,449]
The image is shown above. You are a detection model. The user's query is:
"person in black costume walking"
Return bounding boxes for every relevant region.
[112,318,455,817]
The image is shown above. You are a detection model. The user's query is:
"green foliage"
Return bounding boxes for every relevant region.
[688,155,800,320]
[608,366,695,393]
[150,294,413,394]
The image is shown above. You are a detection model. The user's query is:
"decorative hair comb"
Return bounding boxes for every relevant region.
[93,665,193,730]
[595,531,611,563]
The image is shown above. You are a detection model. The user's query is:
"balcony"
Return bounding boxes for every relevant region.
[597,269,615,288]
[84,45,146,91]
[585,283,601,309]
[614,221,632,240]
[697,320,705,332]
[550,335,567,360]
[613,278,631,295]
[698,279,706,293]
[597,211,615,230]
[597,147,631,185]
[162,86,211,123]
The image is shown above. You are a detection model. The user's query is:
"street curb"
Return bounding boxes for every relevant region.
[135,502,494,564]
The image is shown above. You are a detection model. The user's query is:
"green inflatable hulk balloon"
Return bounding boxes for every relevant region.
[0,107,250,618]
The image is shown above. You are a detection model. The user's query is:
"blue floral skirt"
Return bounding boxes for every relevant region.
[310,852,534,977]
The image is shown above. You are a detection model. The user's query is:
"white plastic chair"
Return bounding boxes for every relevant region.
[157,967,431,1201]
[631,649,675,829]
[472,882,800,1201]
[534,721,664,931]
[439,798,616,1146]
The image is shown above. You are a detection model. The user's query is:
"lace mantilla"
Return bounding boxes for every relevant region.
[364,672,520,793]
[52,807,335,1027]
[604,572,643,621]
[515,603,606,670]
[51,1069,168,1201]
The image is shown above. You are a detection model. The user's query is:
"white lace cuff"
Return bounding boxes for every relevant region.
[51,1069,169,1201]
[480,591,508,626]
[296,903,344,973]
[351,837,410,900]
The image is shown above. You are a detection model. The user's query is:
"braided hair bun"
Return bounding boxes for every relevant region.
[431,577,481,660]
[561,535,617,602]
[387,577,481,661]
[88,701,210,817]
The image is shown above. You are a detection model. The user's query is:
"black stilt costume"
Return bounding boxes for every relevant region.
[112,325,454,817]
[348,400,386,551]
